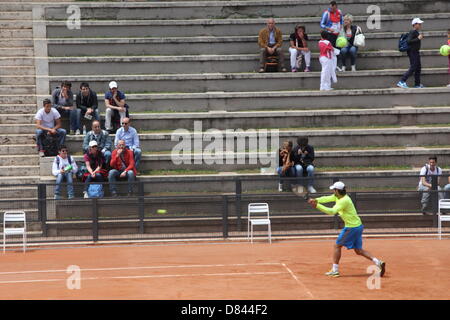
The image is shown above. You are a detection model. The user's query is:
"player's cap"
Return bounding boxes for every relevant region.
[329,181,345,190]
[89,140,98,147]
[411,17,424,25]
[109,81,118,89]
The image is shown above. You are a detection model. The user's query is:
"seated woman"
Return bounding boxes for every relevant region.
[289,25,311,72]
[337,14,361,72]
[83,140,108,198]
[277,141,296,192]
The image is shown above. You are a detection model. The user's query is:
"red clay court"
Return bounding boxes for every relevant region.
[0,237,449,300]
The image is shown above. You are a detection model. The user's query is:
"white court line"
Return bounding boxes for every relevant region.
[0,262,281,276]
[281,263,314,299]
[0,271,287,285]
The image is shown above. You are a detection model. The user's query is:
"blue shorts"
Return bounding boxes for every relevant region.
[336,225,364,249]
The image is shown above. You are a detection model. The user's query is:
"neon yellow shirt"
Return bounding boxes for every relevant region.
[315,194,362,228]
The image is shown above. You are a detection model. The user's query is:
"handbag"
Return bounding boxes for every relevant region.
[354,26,365,47]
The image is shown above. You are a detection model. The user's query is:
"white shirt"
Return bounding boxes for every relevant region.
[52,155,78,176]
[35,107,61,129]
[418,164,441,187]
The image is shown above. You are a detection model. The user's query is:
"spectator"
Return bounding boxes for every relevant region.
[293,136,316,193]
[83,140,107,198]
[258,18,287,73]
[109,139,137,197]
[51,81,77,134]
[35,98,66,157]
[75,82,99,132]
[52,145,78,200]
[320,1,343,48]
[114,117,141,171]
[417,155,443,214]
[105,81,128,133]
[318,30,337,91]
[397,18,424,89]
[289,25,311,72]
[337,14,361,72]
[83,120,113,166]
[277,141,296,192]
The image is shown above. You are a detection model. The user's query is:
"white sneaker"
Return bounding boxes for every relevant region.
[342,66,346,72]
[336,66,343,72]
[278,183,283,192]
[297,185,304,194]
[83,191,89,199]
[308,186,317,193]
[351,65,356,72]
[75,129,81,135]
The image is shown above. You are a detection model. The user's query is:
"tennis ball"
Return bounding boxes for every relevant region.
[439,44,450,56]
[156,209,167,214]
[336,36,348,48]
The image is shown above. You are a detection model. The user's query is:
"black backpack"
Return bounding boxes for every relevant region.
[42,134,59,157]
[398,33,410,52]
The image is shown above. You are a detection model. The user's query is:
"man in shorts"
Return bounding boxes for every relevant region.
[308,181,386,277]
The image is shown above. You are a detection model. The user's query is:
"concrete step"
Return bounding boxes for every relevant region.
[46,31,447,56]
[45,13,450,38]
[0,75,35,85]
[92,107,450,132]
[0,47,34,57]
[0,11,32,20]
[0,186,37,199]
[0,85,35,95]
[43,1,450,21]
[0,104,37,114]
[48,53,447,75]
[0,29,32,39]
[0,39,33,47]
[0,124,35,134]
[0,165,39,177]
[66,126,450,153]
[0,176,40,186]
[50,87,450,113]
[0,95,36,104]
[0,20,32,29]
[0,154,38,166]
[0,57,34,66]
[0,133,35,145]
[0,144,37,155]
[0,114,34,124]
[48,67,448,93]
[0,66,35,76]
[39,147,450,173]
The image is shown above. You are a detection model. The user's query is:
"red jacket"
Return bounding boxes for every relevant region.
[110,148,137,175]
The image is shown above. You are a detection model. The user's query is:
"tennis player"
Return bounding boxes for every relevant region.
[308,181,386,277]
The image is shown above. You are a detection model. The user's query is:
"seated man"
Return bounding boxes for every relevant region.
[52,145,78,200]
[293,136,316,193]
[104,81,128,133]
[114,117,141,170]
[75,82,99,132]
[417,155,444,214]
[277,140,296,192]
[35,98,67,157]
[83,120,113,166]
[258,18,286,73]
[109,139,137,197]
[52,81,77,134]
[83,140,107,198]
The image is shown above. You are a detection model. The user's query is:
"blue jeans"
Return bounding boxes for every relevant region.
[277,166,296,186]
[338,45,358,67]
[57,108,78,131]
[55,173,74,198]
[295,164,315,187]
[35,129,66,150]
[132,148,142,169]
[74,109,100,131]
[444,184,450,199]
[108,169,135,194]
[84,173,104,191]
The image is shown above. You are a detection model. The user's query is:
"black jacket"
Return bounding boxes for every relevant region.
[407,29,421,51]
[76,89,98,113]
[292,144,315,166]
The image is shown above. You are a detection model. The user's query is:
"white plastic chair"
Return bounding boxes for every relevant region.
[247,203,271,243]
[438,199,450,240]
[3,211,27,253]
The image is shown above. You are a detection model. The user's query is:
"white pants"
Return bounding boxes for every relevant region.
[105,108,126,130]
[319,56,334,90]
[289,47,311,69]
